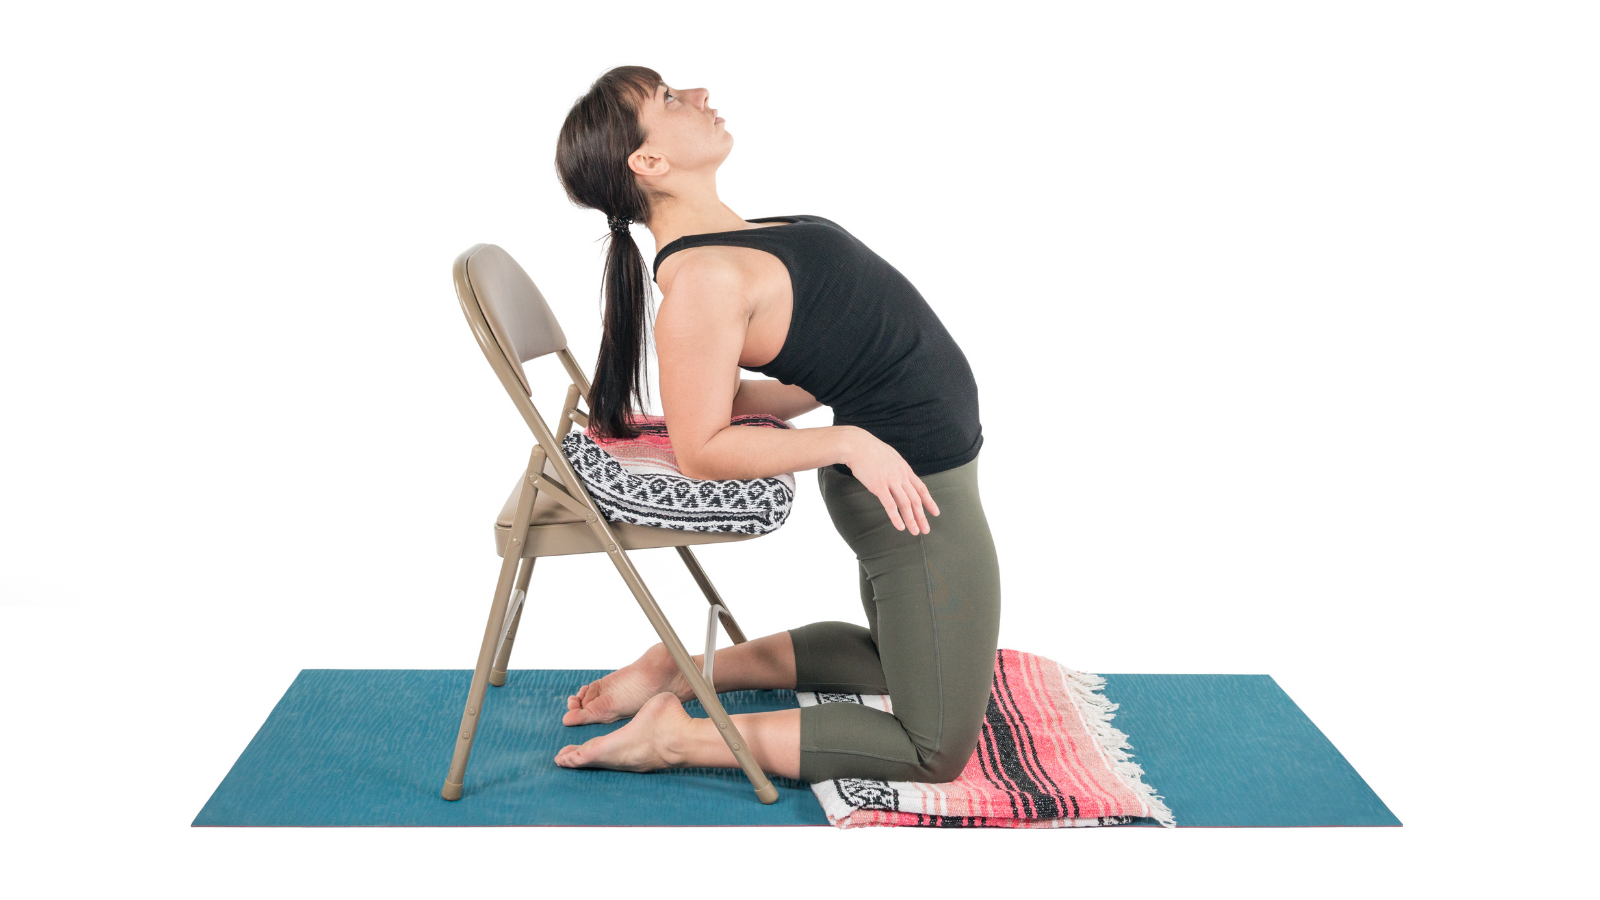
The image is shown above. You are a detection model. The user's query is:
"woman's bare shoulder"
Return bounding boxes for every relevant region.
[656,246,763,310]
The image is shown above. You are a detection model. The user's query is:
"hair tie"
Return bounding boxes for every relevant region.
[607,214,633,234]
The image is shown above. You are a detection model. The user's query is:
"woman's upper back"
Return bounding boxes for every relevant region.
[653,215,983,476]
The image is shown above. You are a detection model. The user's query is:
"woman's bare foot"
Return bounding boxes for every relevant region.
[554,692,691,771]
[563,642,691,726]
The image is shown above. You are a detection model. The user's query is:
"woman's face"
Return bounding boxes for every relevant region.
[632,82,732,176]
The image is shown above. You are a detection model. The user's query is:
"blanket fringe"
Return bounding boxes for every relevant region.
[1059,665,1177,828]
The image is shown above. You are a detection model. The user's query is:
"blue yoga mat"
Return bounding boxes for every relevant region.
[1106,675,1398,827]
[193,670,1397,827]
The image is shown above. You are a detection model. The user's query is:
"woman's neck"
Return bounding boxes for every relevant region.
[645,181,755,252]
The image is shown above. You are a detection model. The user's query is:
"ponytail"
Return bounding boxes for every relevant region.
[593,219,652,438]
[554,65,665,439]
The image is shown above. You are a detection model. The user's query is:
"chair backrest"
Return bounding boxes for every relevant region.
[453,243,568,397]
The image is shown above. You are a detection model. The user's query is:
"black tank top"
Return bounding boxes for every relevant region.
[653,215,982,476]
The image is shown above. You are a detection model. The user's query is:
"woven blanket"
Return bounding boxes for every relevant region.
[561,414,796,535]
[799,650,1175,829]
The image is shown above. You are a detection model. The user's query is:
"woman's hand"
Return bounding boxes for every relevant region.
[839,426,941,535]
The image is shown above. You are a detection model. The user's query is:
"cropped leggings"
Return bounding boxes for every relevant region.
[788,454,1001,783]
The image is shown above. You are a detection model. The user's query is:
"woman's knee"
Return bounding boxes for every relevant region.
[913,741,977,783]
[904,676,991,782]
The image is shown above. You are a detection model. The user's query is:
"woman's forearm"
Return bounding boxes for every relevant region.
[679,423,855,481]
[681,423,935,536]
[730,379,822,420]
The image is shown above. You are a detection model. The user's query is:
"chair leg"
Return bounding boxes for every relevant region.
[675,546,748,645]
[490,558,535,687]
[608,544,778,804]
[442,449,542,801]
[440,568,515,801]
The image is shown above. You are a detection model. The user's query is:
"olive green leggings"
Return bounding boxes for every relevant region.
[787,454,1001,783]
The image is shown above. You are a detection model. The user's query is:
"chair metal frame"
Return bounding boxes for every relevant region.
[442,243,778,804]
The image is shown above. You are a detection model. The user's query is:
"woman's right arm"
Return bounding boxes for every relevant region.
[655,256,938,534]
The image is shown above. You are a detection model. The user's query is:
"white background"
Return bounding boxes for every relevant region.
[1,1,1594,896]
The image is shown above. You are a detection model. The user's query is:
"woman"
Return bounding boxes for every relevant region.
[552,66,999,785]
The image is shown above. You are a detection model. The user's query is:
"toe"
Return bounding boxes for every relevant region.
[563,684,607,726]
[564,692,618,726]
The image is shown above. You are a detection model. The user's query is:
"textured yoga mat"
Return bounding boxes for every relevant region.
[193,669,1397,827]
[1106,675,1399,827]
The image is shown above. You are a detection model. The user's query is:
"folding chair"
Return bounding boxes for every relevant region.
[442,243,779,804]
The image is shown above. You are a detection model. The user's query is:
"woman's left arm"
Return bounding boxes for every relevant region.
[730,379,821,420]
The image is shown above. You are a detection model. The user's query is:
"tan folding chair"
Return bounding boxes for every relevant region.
[442,243,779,804]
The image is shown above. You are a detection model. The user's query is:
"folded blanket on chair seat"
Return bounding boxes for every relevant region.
[561,414,796,534]
[799,649,1176,829]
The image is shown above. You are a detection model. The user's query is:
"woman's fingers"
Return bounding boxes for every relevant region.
[888,481,920,535]
[871,473,935,535]
[899,477,931,534]
[876,487,907,531]
[912,488,931,534]
[915,477,940,519]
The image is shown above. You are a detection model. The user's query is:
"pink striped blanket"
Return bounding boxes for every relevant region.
[798,650,1175,829]
[584,413,794,490]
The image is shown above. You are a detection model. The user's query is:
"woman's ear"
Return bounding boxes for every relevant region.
[628,146,669,179]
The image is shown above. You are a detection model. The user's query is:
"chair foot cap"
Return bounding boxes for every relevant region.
[489,671,506,687]
[441,781,463,801]
[755,783,779,804]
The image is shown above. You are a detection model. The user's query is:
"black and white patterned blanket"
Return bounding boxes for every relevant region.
[561,431,795,534]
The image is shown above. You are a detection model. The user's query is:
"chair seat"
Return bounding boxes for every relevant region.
[493,459,758,558]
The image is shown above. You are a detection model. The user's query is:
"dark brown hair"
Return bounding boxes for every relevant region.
[554,66,664,438]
